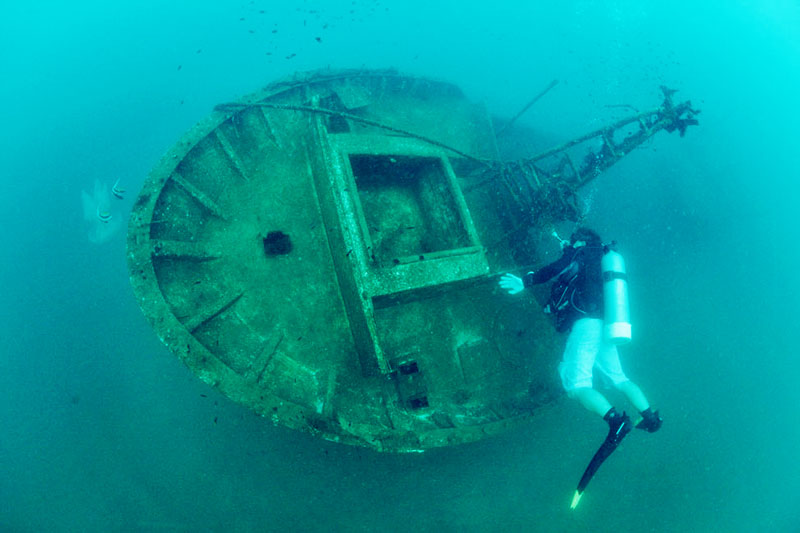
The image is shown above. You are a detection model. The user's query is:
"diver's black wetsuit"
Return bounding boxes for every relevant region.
[522,245,605,331]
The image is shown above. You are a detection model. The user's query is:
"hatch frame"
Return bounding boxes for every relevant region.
[331,134,489,297]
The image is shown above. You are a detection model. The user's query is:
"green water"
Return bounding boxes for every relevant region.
[1,1,798,531]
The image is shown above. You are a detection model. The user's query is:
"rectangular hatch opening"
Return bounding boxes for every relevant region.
[349,154,471,264]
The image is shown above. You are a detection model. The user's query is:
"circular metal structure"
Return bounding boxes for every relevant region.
[127,69,565,451]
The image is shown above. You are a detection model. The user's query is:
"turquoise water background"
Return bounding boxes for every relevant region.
[1,1,798,531]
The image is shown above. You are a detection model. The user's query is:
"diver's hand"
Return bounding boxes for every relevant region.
[499,273,524,295]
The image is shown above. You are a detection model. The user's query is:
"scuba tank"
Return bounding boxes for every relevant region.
[601,245,631,344]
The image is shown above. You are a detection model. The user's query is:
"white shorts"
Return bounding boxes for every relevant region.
[559,318,629,391]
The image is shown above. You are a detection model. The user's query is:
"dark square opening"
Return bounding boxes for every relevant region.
[349,154,470,262]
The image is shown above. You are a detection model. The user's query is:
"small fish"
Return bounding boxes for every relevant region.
[112,179,125,199]
[286,53,296,59]
[96,207,112,224]
[315,36,321,42]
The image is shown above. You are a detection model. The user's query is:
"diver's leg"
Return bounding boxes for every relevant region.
[618,378,663,432]
[595,343,662,431]
[615,380,650,412]
[560,319,611,417]
[571,387,631,447]
[570,387,612,417]
[595,342,650,411]
[615,380,662,431]
[563,321,634,449]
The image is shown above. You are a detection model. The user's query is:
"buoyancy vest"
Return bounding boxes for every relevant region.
[545,246,604,332]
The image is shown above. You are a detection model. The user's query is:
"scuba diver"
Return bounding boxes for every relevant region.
[499,227,662,507]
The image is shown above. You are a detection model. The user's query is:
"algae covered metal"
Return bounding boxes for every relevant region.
[127,69,698,451]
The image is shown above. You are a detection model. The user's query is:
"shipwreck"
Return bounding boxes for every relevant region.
[127,69,698,451]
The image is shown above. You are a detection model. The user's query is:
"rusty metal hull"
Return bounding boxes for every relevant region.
[127,69,563,451]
